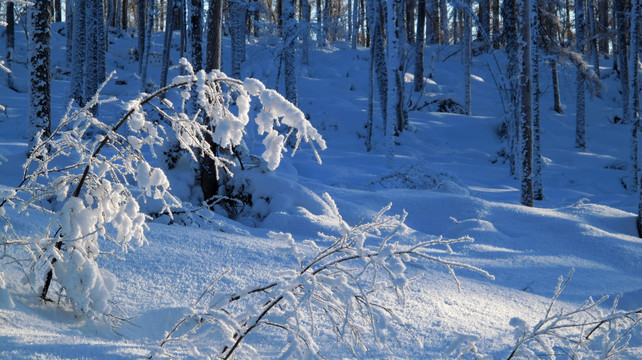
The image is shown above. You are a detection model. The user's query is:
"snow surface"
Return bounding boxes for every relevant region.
[1,23,642,359]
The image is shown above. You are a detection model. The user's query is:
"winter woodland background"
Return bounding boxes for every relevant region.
[1,0,642,358]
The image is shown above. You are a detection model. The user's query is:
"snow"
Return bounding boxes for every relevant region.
[0,19,642,359]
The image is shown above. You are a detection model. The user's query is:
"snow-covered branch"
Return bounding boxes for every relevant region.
[156,194,492,358]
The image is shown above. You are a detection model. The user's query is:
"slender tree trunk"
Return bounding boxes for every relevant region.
[551,59,563,113]
[464,0,471,115]
[492,0,501,47]
[160,0,175,89]
[190,0,203,71]
[28,0,52,151]
[351,0,358,48]
[6,2,15,90]
[230,0,247,79]
[440,0,449,44]
[588,0,601,83]
[283,0,298,105]
[576,0,587,150]
[414,0,426,92]
[631,0,640,191]
[121,0,128,29]
[71,0,86,106]
[66,0,73,65]
[616,0,630,125]
[301,0,311,65]
[598,0,610,55]
[54,0,62,22]
[201,0,225,204]
[206,0,224,72]
[385,0,400,166]
[137,0,147,74]
[140,0,154,89]
[533,0,543,200]
[85,0,100,112]
[519,0,533,206]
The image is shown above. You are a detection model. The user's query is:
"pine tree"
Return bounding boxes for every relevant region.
[28,0,52,151]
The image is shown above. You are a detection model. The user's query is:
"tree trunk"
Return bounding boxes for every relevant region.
[201,0,225,204]
[630,0,640,191]
[282,0,298,105]
[414,0,426,92]
[616,0,630,124]
[28,0,52,151]
[519,0,533,206]
[54,0,62,22]
[160,0,175,89]
[230,0,247,79]
[140,0,154,89]
[71,0,86,106]
[121,0,128,29]
[85,0,99,111]
[464,0,471,115]
[206,0,224,72]
[440,0,449,44]
[137,0,146,74]
[301,0,311,65]
[385,0,400,165]
[190,0,203,71]
[533,0,543,200]
[6,2,15,90]
[576,0,587,150]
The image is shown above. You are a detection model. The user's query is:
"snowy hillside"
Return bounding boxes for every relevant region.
[1,21,642,359]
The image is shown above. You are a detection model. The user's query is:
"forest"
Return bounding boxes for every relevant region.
[1,0,642,358]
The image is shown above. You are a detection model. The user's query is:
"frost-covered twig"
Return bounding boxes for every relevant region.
[506,270,642,359]
[156,194,493,358]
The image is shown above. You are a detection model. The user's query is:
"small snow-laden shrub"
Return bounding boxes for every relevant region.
[155,194,494,359]
[0,63,326,322]
[503,270,642,360]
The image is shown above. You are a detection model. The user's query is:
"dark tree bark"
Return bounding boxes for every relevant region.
[519,0,533,207]
[137,0,147,74]
[54,0,62,22]
[28,0,52,151]
[71,0,86,106]
[190,0,203,71]
[121,0,128,29]
[414,0,426,92]
[6,1,15,90]
[206,0,224,72]
[230,0,247,79]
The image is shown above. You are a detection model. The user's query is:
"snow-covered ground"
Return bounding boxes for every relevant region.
[1,24,642,359]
